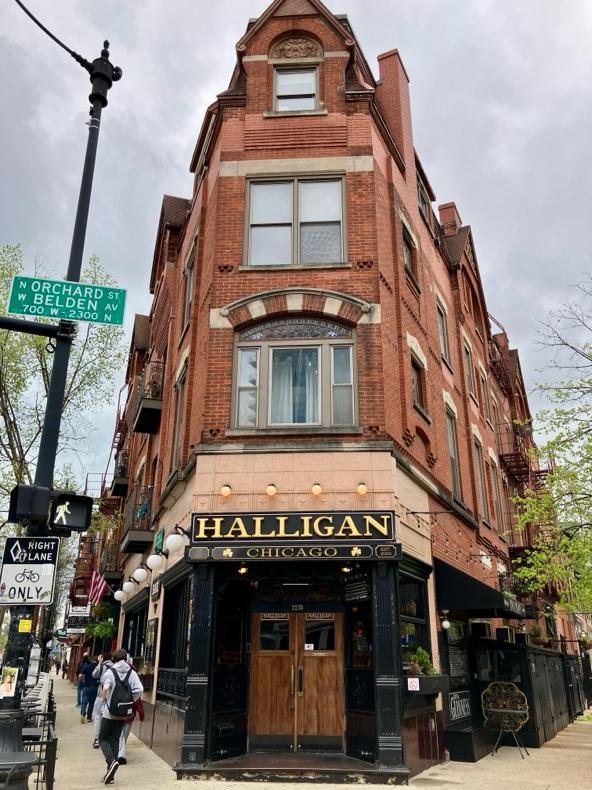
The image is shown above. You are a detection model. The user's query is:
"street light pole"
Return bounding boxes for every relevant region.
[0,31,121,784]
[34,42,121,491]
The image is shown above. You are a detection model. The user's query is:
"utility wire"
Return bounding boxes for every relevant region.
[12,0,92,72]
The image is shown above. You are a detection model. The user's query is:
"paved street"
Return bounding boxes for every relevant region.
[51,675,592,788]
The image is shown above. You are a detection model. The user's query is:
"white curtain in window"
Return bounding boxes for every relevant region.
[271,354,293,423]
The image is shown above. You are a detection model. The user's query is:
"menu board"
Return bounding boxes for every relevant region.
[446,620,470,689]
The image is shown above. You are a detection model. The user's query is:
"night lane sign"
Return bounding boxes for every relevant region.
[0,537,59,605]
[7,275,126,326]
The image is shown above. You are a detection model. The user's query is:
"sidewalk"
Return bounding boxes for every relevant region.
[50,673,592,788]
[52,674,178,789]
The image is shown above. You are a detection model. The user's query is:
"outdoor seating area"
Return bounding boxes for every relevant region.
[21,672,58,789]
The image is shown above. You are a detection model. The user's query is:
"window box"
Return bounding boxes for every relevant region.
[406,674,450,697]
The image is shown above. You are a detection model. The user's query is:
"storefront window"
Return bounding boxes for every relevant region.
[399,573,429,673]
[348,601,373,669]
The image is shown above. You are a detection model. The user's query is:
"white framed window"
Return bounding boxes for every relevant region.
[181,251,195,331]
[446,409,462,500]
[489,460,503,530]
[234,318,355,429]
[247,178,344,267]
[436,300,451,363]
[464,344,475,396]
[275,68,317,111]
[171,368,187,471]
[479,370,491,421]
[473,440,490,522]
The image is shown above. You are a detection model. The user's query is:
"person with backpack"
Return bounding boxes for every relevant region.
[98,648,143,785]
[91,652,114,748]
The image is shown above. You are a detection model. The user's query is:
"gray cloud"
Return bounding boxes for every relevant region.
[2,0,591,477]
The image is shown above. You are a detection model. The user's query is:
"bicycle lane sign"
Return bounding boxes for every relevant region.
[0,537,60,605]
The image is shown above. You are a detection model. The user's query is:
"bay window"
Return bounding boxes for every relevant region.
[234,318,355,429]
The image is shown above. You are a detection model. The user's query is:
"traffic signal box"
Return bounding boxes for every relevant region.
[8,484,93,535]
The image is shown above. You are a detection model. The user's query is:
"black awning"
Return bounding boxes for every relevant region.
[434,559,525,619]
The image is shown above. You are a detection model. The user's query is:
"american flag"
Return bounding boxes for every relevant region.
[88,569,108,605]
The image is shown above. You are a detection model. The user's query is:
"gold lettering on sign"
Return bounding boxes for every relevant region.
[363,514,390,536]
[334,515,362,538]
[301,515,312,538]
[313,515,333,537]
[276,515,288,538]
[252,515,265,538]
[226,517,249,538]
[194,516,223,539]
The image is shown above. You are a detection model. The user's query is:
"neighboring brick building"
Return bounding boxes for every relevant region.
[100,0,585,779]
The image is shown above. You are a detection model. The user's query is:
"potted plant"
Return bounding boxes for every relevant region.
[405,647,450,696]
[528,625,550,647]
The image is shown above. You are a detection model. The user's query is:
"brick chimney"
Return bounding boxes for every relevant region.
[375,49,414,173]
[438,202,463,236]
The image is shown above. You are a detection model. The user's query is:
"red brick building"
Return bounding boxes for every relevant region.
[102,0,585,778]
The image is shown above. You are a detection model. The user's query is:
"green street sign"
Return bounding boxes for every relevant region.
[7,275,126,326]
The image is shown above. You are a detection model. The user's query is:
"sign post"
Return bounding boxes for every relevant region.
[7,275,126,326]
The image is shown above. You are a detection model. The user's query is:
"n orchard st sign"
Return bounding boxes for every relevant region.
[8,275,126,326]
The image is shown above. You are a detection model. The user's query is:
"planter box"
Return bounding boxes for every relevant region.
[406,674,450,697]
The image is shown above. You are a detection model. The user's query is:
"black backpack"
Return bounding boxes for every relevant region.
[107,668,134,718]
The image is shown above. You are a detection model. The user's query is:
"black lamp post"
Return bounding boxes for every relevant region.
[0,5,122,785]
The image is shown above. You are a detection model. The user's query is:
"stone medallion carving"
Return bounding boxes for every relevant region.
[270,37,322,59]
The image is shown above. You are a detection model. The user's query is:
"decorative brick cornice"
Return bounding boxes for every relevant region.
[219,287,374,329]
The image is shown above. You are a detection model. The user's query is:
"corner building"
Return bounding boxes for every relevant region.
[107,0,583,780]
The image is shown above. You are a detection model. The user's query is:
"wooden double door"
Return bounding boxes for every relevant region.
[249,610,345,751]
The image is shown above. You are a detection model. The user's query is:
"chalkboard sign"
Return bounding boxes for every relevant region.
[446,620,470,689]
[345,577,370,602]
[145,618,158,668]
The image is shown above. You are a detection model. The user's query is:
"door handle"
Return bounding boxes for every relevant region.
[297,666,304,697]
[290,665,295,696]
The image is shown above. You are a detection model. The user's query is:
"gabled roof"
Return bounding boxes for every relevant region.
[131,314,150,352]
[236,0,355,55]
[149,194,190,292]
[162,195,189,228]
[443,226,470,266]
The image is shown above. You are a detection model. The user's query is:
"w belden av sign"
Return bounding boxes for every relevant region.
[187,511,401,562]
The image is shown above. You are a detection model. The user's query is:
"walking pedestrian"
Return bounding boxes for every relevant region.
[75,652,90,708]
[118,695,144,764]
[91,652,114,748]
[98,648,143,785]
[61,657,69,679]
[79,655,99,724]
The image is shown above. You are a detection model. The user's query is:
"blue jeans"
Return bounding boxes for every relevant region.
[80,687,97,720]
[76,683,83,707]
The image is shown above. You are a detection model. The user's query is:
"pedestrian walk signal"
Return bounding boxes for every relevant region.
[49,493,93,534]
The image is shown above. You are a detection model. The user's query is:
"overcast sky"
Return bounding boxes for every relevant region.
[1,0,591,482]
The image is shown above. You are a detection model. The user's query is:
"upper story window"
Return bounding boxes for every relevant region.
[464,343,475,396]
[247,178,344,267]
[473,439,490,523]
[275,68,317,111]
[269,36,323,114]
[181,246,195,332]
[436,300,451,364]
[234,317,355,430]
[446,409,462,500]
